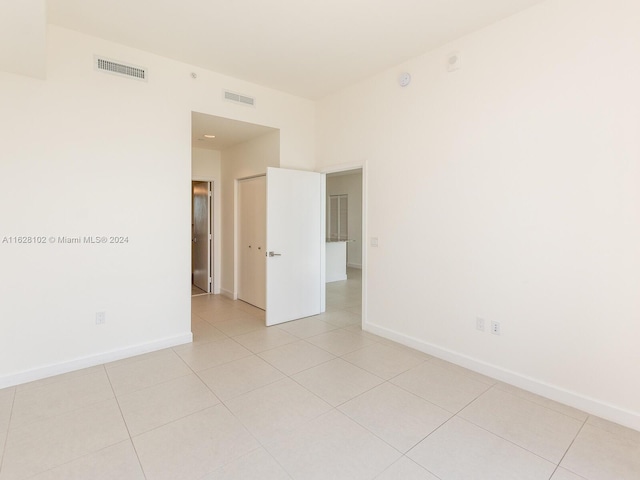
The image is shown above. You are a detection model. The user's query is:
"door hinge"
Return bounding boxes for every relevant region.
[208,233,212,240]
[208,191,212,197]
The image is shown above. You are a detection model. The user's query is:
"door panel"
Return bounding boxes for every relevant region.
[266,167,325,326]
[238,176,266,309]
[192,181,210,292]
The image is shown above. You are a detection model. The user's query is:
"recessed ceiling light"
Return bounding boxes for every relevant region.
[204,134,216,139]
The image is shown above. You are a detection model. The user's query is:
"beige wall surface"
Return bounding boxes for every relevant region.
[316,0,640,429]
[0,26,314,387]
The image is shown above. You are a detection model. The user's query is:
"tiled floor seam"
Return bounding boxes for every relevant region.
[450,383,494,416]
[337,355,431,383]
[452,413,568,467]
[6,396,120,436]
[195,445,280,480]
[0,387,16,475]
[109,359,195,396]
[220,398,332,479]
[14,366,108,392]
[432,362,497,387]
[547,416,590,480]
[256,344,337,377]
[336,387,436,456]
[400,455,445,480]
[486,384,591,424]
[199,361,283,402]
[19,441,140,480]
[173,337,254,373]
[404,413,458,458]
[387,376,468,416]
[103,363,149,480]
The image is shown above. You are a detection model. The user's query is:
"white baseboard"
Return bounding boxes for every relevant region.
[0,332,193,390]
[347,263,362,269]
[221,288,236,300]
[364,321,640,432]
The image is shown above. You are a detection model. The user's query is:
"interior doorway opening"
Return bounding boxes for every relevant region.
[325,168,364,321]
[191,180,212,296]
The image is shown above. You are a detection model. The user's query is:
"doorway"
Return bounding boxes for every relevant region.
[192,181,212,296]
[324,168,364,321]
[235,168,325,325]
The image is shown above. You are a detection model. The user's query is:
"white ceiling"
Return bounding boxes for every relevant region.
[47,0,546,100]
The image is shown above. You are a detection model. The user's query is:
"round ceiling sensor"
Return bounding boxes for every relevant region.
[398,72,411,87]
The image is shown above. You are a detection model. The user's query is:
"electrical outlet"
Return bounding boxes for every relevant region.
[491,321,501,335]
[476,317,485,332]
[95,312,106,325]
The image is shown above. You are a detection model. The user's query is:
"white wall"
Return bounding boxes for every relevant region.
[192,148,221,179]
[220,131,280,298]
[192,147,222,293]
[0,26,315,387]
[316,0,640,430]
[326,171,363,267]
[0,0,46,78]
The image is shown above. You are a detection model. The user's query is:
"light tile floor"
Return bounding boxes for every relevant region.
[1,269,639,479]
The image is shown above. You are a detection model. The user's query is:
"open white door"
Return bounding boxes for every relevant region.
[266,167,325,326]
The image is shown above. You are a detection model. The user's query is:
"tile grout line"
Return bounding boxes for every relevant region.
[0,386,17,475]
[2,369,118,434]
[399,383,563,470]
[257,349,338,378]
[451,413,567,469]
[456,384,591,469]
[11,365,104,393]
[209,367,321,480]
[8,365,145,479]
[491,383,590,423]
[546,416,590,480]
[104,363,149,480]
[176,337,294,471]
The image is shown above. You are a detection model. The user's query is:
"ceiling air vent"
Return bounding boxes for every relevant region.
[223,90,256,107]
[94,56,148,81]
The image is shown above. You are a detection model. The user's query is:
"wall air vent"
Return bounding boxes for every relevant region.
[223,90,256,107]
[94,56,148,81]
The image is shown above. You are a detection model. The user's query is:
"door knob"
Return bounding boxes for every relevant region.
[268,251,281,257]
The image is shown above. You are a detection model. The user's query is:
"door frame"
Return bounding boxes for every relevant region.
[318,162,367,326]
[191,178,219,294]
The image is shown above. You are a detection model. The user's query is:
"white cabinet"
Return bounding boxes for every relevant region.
[326,241,347,282]
[238,176,266,309]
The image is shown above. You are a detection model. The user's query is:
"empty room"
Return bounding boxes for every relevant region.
[0,0,638,479]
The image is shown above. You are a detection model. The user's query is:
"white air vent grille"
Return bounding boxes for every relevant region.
[94,56,147,81]
[223,90,255,107]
